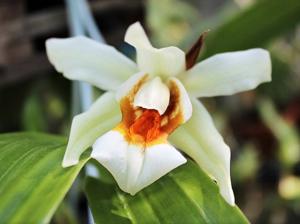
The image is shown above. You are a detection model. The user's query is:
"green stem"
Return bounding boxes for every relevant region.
[65,1,107,223]
[77,0,105,42]
[66,0,94,114]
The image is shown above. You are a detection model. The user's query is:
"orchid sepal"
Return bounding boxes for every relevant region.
[62,92,121,167]
[170,97,235,205]
[180,48,271,97]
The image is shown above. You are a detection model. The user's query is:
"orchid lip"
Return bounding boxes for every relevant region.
[91,130,186,195]
[116,73,191,146]
[90,73,192,195]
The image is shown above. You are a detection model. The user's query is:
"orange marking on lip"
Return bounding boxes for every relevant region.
[161,79,183,134]
[129,109,161,142]
[114,76,184,147]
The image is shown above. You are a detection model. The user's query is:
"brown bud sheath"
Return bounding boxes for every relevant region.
[185,31,209,70]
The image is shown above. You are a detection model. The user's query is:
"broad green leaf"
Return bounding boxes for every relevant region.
[0,132,89,223]
[201,0,300,58]
[85,160,249,224]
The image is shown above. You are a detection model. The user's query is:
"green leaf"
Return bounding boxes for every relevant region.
[0,132,89,223]
[85,160,249,224]
[201,0,300,58]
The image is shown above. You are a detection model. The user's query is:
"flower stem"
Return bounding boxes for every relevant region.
[66,0,94,114]
[65,0,106,223]
[77,0,106,42]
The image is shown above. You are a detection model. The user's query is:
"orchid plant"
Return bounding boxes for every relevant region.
[46,22,271,206]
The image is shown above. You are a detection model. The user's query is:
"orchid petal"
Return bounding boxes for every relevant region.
[62,92,121,167]
[169,97,235,205]
[125,22,185,77]
[134,77,170,115]
[46,36,138,90]
[182,49,271,97]
[91,130,186,195]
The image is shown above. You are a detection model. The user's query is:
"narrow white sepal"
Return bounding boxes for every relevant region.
[134,77,170,115]
[169,97,235,206]
[124,22,152,49]
[183,48,272,97]
[62,92,121,167]
[125,22,185,77]
[46,36,138,90]
[91,131,186,194]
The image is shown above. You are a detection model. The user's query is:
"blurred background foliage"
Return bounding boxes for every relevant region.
[1,0,300,223]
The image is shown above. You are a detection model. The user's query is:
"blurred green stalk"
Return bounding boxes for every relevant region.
[258,99,300,168]
[65,0,106,223]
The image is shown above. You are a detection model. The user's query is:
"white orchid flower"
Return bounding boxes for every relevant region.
[46,22,271,206]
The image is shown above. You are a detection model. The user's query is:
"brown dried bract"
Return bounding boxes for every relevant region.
[185,31,209,70]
